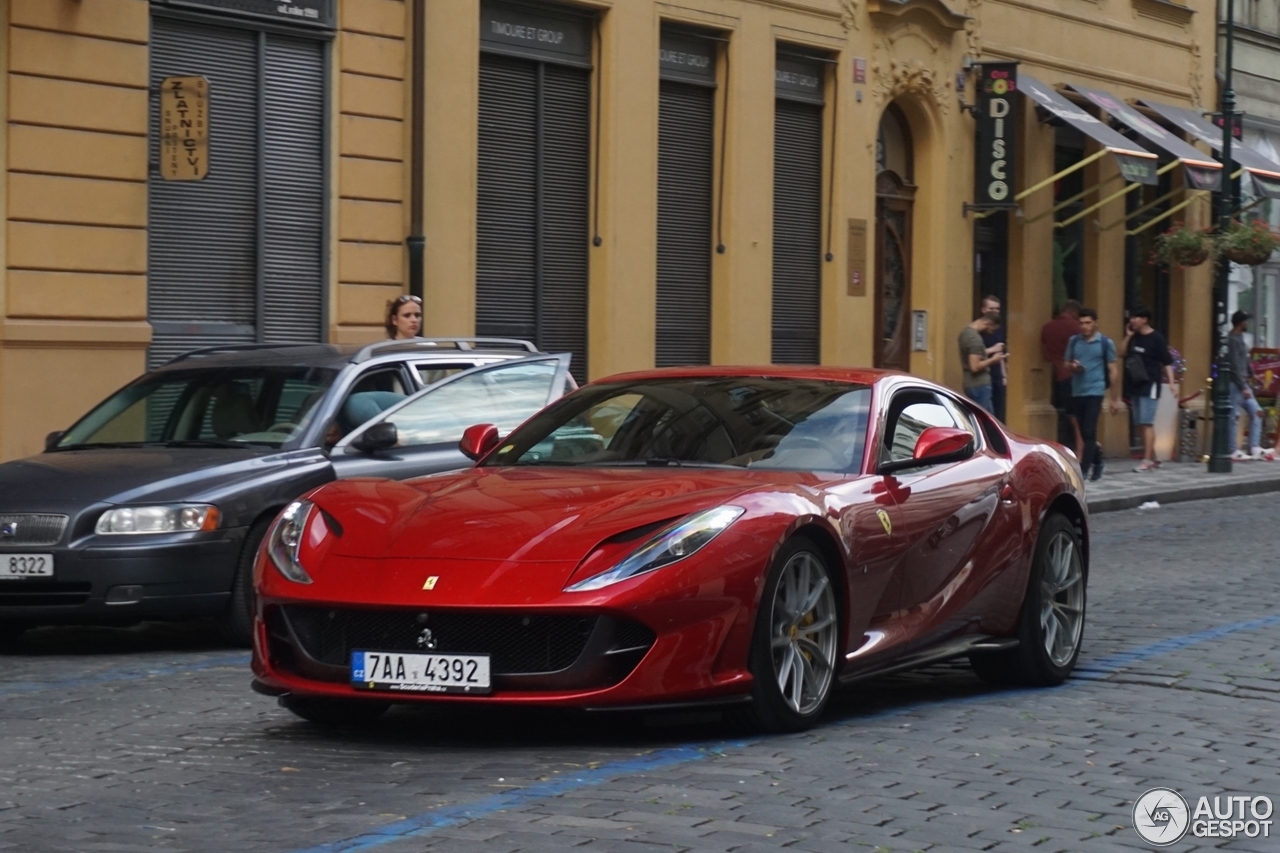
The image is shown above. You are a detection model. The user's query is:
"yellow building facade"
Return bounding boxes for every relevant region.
[0,0,1218,460]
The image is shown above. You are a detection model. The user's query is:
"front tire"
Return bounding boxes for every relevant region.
[219,516,272,647]
[279,695,390,726]
[970,513,1086,686]
[744,537,840,732]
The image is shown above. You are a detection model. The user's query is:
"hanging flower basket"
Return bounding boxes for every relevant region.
[1216,218,1279,266]
[1153,225,1212,268]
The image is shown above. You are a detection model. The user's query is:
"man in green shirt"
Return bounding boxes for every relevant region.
[958,311,1006,415]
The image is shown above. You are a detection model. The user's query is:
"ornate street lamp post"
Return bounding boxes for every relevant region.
[1209,0,1239,473]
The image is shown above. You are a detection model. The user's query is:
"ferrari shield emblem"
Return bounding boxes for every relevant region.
[876,509,892,536]
[422,576,439,590]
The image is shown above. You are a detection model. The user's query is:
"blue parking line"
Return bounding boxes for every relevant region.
[284,611,1280,853]
[293,745,740,853]
[0,652,250,698]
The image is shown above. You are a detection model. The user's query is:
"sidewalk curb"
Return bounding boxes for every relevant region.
[1087,474,1280,514]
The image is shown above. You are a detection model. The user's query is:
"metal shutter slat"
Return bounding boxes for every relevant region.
[148,17,259,368]
[771,99,823,364]
[656,80,713,367]
[262,33,325,344]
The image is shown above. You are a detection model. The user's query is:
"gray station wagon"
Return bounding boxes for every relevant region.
[0,338,573,645]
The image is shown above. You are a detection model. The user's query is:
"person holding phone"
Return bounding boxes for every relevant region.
[959,310,1006,415]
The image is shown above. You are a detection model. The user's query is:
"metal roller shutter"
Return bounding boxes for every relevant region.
[656,80,714,367]
[147,15,326,368]
[771,99,824,364]
[148,17,259,367]
[537,63,590,382]
[262,34,325,344]
[477,54,538,345]
[476,53,589,383]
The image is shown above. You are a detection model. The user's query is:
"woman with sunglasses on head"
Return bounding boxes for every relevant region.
[385,294,423,340]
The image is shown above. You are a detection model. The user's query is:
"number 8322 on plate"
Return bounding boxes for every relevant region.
[351,650,491,694]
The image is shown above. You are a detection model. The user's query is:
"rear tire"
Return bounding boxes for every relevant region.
[219,516,272,647]
[970,513,1086,687]
[280,695,390,726]
[743,537,840,732]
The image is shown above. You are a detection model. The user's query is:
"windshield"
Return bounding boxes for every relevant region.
[56,366,339,450]
[485,377,872,472]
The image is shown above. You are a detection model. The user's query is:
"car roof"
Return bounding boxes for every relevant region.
[150,338,541,373]
[589,365,903,386]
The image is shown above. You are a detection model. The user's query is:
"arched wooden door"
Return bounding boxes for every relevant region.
[875,170,915,370]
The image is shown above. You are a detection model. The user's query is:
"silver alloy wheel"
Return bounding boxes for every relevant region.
[1040,529,1085,667]
[769,550,838,716]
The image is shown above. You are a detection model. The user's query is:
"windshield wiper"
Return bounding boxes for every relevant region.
[162,439,267,449]
[598,458,739,469]
[49,441,152,451]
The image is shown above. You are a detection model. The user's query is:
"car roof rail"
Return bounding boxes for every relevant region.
[161,343,305,367]
[351,337,540,363]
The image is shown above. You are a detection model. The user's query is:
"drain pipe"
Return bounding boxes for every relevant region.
[406,0,426,300]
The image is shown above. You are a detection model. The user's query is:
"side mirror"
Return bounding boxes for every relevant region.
[459,423,500,461]
[351,422,398,453]
[878,427,974,475]
[913,427,975,462]
[44,431,65,451]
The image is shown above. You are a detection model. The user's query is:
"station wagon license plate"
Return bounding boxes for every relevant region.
[351,650,491,694]
[0,554,52,579]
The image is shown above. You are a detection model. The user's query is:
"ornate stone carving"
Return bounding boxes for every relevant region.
[870,34,952,114]
[963,0,983,57]
[839,0,860,30]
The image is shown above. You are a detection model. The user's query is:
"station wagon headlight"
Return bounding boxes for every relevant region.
[266,500,315,585]
[96,504,220,535]
[565,506,745,592]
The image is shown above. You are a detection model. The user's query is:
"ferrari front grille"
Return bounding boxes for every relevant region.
[279,606,599,675]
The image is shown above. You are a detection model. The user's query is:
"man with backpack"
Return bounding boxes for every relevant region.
[1119,306,1176,473]
[1066,307,1121,481]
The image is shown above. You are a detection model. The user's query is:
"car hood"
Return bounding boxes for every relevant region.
[315,466,826,563]
[0,447,292,511]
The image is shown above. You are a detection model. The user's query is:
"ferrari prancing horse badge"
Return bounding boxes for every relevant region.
[876,509,892,536]
[422,576,439,590]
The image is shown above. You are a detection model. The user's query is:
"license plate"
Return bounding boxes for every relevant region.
[0,554,53,579]
[351,650,491,694]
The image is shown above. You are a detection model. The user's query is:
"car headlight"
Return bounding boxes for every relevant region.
[266,500,315,585]
[565,506,745,592]
[95,504,220,535]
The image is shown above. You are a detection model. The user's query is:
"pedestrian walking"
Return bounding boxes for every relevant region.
[1226,310,1274,461]
[1118,306,1176,472]
[385,294,423,340]
[1065,307,1120,481]
[959,311,1006,415]
[979,295,1008,422]
[1041,300,1082,451]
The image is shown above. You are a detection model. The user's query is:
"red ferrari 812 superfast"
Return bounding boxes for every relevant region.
[251,368,1088,732]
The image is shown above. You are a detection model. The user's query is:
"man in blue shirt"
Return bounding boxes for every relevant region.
[1065,307,1120,481]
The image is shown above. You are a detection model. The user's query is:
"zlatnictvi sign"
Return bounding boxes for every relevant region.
[973,62,1019,208]
[160,76,209,182]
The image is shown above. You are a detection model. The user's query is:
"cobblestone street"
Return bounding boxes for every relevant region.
[2,495,1278,852]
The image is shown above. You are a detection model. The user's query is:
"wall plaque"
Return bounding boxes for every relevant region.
[160,76,209,182]
[157,0,333,27]
[847,218,867,297]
